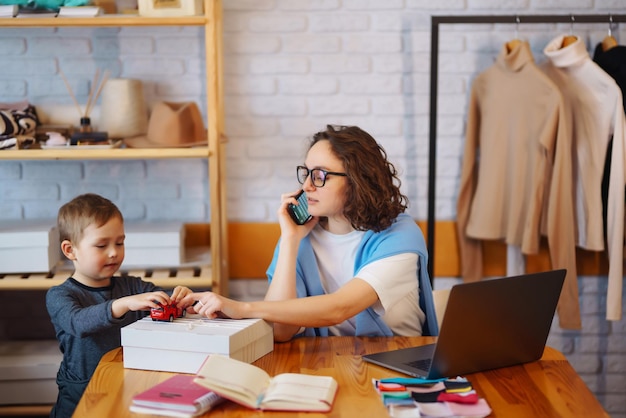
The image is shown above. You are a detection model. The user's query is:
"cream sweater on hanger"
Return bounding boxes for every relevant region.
[542,35,625,321]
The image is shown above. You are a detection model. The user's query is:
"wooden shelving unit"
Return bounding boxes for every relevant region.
[0,0,228,295]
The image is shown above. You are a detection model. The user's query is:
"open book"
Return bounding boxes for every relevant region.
[194,354,338,412]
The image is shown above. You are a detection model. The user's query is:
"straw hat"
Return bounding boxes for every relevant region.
[124,101,207,148]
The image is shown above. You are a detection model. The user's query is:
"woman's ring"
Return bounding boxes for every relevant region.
[197,300,204,307]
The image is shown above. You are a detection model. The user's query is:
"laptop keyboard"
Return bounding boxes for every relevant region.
[406,358,432,371]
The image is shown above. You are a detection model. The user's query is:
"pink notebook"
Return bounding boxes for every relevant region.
[131,374,223,415]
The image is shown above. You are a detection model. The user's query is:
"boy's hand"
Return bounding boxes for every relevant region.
[111,291,171,319]
[171,286,193,303]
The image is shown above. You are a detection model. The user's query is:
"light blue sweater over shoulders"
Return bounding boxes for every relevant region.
[266,213,439,337]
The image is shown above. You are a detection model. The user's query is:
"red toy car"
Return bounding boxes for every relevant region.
[150,301,186,322]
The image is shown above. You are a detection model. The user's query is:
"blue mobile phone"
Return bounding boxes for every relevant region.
[287,190,313,225]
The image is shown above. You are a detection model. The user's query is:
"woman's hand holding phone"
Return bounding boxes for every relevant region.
[278,190,317,240]
[287,190,313,225]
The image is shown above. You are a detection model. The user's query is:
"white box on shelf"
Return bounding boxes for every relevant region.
[137,0,203,17]
[121,316,273,373]
[123,222,185,268]
[0,340,62,405]
[0,221,60,273]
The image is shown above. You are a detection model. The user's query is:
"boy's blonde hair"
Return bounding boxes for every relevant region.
[57,193,124,244]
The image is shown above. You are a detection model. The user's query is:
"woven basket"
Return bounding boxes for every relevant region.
[99,78,148,139]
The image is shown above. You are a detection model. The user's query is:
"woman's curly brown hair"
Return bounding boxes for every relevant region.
[309,125,408,232]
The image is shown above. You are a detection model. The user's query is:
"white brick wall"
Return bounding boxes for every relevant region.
[1,1,625,415]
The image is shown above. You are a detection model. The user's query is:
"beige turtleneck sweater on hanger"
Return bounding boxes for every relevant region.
[457,40,581,329]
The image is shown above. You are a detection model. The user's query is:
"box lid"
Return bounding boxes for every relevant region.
[124,222,185,248]
[121,316,273,355]
[0,220,58,249]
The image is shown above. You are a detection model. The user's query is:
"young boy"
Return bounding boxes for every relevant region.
[46,193,192,418]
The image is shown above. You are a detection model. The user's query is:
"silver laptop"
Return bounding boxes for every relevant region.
[363,269,566,379]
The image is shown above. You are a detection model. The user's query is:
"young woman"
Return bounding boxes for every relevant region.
[182,125,437,341]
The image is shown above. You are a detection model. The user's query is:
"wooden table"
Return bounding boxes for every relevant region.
[74,336,608,417]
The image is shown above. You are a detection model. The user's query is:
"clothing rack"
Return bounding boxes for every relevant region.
[427,13,626,280]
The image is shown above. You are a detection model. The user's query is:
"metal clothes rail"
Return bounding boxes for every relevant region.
[427,13,626,280]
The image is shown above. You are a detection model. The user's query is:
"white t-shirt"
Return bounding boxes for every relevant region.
[309,227,424,336]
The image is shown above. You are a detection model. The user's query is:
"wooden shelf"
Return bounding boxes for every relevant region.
[0,0,228,295]
[0,265,213,290]
[0,404,52,416]
[0,246,214,290]
[0,14,207,28]
[2,147,210,160]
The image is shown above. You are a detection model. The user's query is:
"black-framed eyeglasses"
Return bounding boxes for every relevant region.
[297,165,347,187]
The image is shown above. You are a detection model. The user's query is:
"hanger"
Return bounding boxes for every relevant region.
[506,16,522,52]
[561,15,578,48]
[601,14,618,51]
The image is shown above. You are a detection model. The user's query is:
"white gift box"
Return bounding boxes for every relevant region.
[0,221,60,273]
[0,340,62,405]
[123,222,185,268]
[121,316,274,374]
